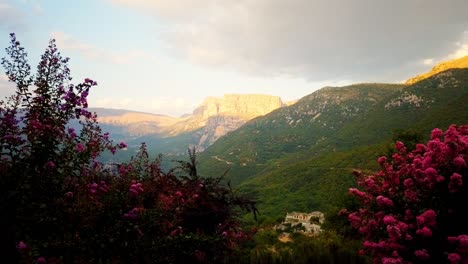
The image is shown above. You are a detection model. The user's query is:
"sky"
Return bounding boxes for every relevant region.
[1,0,467,117]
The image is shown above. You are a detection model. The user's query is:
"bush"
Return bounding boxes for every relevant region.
[0,34,256,263]
[344,125,468,263]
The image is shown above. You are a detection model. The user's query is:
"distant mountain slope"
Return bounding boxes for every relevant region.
[406,55,468,85]
[167,94,284,150]
[91,94,285,162]
[198,68,468,220]
[91,108,182,138]
[198,83,404,183]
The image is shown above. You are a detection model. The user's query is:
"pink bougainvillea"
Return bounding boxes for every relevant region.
[345,125,468,263]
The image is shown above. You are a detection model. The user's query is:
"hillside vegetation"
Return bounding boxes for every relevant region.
[198,68,468,221]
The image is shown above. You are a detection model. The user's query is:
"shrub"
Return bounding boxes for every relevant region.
[1,34,256,263]
[344,125,468,263]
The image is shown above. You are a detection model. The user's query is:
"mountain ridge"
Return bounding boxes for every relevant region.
[92,94,285,159]
[406,55,468,85]
[197,67,468,221]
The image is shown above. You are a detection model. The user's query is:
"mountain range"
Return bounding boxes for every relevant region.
[93,94,285,162]
[94,55,468,222]
[196,56,468,221]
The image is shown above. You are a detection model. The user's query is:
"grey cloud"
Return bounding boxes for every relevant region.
[115,0,468,82]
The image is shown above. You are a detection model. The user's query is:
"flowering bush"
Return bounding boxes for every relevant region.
[1,34,256,263]
[344,125,468,263]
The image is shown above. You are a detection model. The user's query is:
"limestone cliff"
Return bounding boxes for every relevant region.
[406,56,468,85]
[170,94,284,150]
[193,94,285,120]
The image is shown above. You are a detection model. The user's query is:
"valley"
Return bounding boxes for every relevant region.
[95,56,468,223]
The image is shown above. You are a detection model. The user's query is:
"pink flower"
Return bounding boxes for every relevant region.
[110,146,117,155]
[129,182,144,196]
[414,249,430,261]
[175,191,183,197]
[447,253,461,264]
[170,226,183,236]
[431,128,443,139]
[403,178,414,188]
[376,195,394,207]
[119,141,127,148]
[404,189,418,202]
[45,161,55,169]
[68,128,77,138]
[88,182,98,194]
[418,210,437,227]
[395,141,405,152]
[123,207,143,220]
[416,227,432,238]
[453,157,466,169]
[16,241,27,250]
[424,167,437,178]
[383,215,397,225]
[459,235,468,248]
[381,257,402,264]
[36,257,47,264]
[449,173,463,193]
[378,156,387,165]
[64,192,74,198]
[387,225,402,240]
[364,178,375,188]
[75,143,85,153]
[349,188,370,202]
[415,144,427,153]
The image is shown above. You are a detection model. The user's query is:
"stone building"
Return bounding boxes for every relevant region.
[276,211,325,235]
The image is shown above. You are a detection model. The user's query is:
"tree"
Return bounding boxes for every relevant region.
[344,125,468,263]
[1,34,256,263]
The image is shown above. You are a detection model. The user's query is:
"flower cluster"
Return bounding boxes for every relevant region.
[129,180,144,196]
[345,125,468,263]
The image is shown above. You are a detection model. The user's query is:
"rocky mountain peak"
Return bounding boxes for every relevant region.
[193,94,284,120]
[406,55,468,85]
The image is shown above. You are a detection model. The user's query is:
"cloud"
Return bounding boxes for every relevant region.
[447,42,468,60]
[93,97,134,109]
[90,95,195,116]
[110,0,468,82]
[50,31,151,64]
[0,3,26,31]
[422,59,434,66]
[0,74,9,82]
[0,74,16,99]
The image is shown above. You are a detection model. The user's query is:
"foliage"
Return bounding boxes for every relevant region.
[345,125,468,263]
[0,34,256,263]
[236,229,367,264]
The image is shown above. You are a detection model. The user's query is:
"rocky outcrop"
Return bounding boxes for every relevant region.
[193,94,285,120]
[406,56,468,85]
[169,94,284,150]
[195,115,247,150]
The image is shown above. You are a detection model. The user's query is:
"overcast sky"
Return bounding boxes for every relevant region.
[1,0,467,116]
